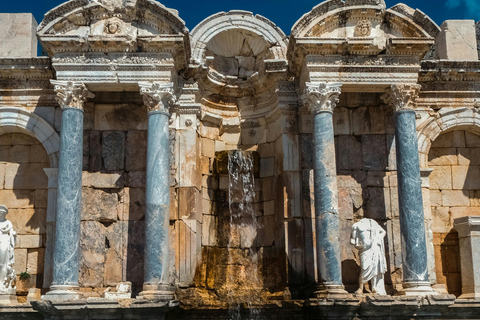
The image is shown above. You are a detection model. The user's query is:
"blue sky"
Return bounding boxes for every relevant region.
[3,0,480,34]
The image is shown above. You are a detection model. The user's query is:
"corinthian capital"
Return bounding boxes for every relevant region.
[139,82,176,114]
[382,84,421,112]
[50,81,94,110]
[304,82,342,114]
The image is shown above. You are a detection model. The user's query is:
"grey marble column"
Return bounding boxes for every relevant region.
[305,82,347,298]
[43,168,58,289]
[138,82,175,300]
[43,81,94,300]
[386,84,435,296]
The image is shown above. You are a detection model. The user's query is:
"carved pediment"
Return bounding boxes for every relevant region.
[37,0,190,68]
[288,0,439,77]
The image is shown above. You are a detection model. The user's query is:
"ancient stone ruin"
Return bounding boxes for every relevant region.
[0,0,480,318]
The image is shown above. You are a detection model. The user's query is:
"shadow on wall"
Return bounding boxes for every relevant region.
[428,129,480,296]
[0,133,50,296]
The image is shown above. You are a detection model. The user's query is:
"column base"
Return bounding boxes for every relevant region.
[42,285,81,301]
[137,284,174,301]
[459,292,480,299]
[401,281,438,296]
[314,284,349,299]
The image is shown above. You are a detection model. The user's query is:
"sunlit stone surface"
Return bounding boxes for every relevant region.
[0,0,480,318]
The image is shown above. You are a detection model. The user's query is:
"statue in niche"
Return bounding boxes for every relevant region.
[0,205,16,293]
[351,218,387,295]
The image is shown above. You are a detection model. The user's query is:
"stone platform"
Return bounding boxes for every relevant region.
[17,296,480,319]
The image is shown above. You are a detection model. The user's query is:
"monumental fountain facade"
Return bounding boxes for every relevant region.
[1,0,480,318]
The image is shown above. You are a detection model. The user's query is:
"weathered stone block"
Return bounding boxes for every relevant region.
[201,138,215,158]
[178,187,202,222]
[458,148,480,166]
[0,13,37,58]
[362,135,387,170]
[258,142,274,158]
[432,131,466,148]
[9,208,45,234]
[89,131,103,171]
[80,221,106,287]
[280,172,302,218]
[119,187,145,221]
[34,189,47,208]
[429,148,458,166]
[452,166,480,189]
[4,163,47,190]
[466,131,480,147]
[431,207,451,233]
[429,166,452,190]
[14,248,27,274]
[430,190,442,207]
[365,187,390,220]
[16,234,42,248]
[451,207,480,222]
[104,222,127,286]
[94,104,148,131]
[102,131,125,171]
[81,188,119,222]
[0,189,34,208]
[437,20,478,61]
[27,248,45,274]
[441,190,470,207]
[125,171,145,187]
[82,172,124,188]
[259,157,274,177]
[337,135,363,170]
[338,188,353,220]
[202,214,217,246]
[125,131,147,172]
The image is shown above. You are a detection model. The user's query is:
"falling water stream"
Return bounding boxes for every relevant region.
[226,150,262,320]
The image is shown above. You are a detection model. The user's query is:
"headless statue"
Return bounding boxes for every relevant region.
[0,205,16,293]
[351,218,387,295]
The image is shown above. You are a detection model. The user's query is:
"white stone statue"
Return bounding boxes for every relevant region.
[0,205,16,294]
[350,218,387,295]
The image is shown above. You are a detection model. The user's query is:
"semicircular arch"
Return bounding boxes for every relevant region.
[191,11,287,64]
[418,108,480,168]
[0,107,60,168]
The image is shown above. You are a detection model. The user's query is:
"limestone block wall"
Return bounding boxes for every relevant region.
[300,98,404,294]
[0,133,48,296]
[78,97,179,296]
[428,130,480,296]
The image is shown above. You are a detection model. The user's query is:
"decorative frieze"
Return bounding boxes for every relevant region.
[50,80,94,110]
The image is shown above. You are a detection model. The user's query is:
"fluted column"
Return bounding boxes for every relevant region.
[138,82,175,300]
[44,81,94,300]
[305,82,347,298]
[385,84,435,296]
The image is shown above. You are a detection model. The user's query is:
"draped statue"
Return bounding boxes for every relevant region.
[351,218,387,295]
[0,205,16,293]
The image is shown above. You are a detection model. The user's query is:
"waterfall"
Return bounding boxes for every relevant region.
[226,150,262,319]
